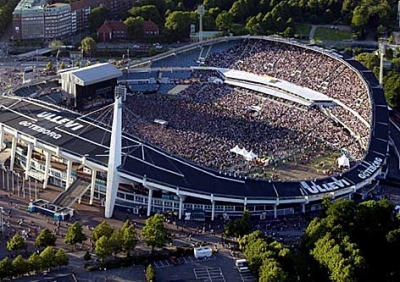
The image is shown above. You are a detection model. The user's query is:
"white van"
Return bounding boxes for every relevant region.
[235,259,250,273]
[194,246,212,259]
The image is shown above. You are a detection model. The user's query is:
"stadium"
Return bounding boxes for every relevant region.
[0,36,389,221]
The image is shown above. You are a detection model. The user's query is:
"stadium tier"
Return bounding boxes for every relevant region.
[0,36,388,220]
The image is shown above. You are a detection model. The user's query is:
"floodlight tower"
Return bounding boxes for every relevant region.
[198,5,205,42]
[105,85,126,218]
[379,42,385,88]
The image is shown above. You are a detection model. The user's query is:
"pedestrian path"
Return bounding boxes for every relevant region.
[152,254,216,268]
[194,267,225,282]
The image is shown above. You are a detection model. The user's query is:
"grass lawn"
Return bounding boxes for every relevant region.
[313,27,353,41]
[295,24,312,36]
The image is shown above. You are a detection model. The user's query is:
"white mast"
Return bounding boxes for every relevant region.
[105,85,126,218]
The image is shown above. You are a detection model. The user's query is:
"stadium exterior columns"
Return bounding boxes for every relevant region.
[43,151,51,189]
[301,203,306,214]
[244,197,247,210]
[25,143,32,179]
[210,194,215,221]
[178,195,185,220]
[211,201,215,221]
[274,205,278,219]
[105,93,123,219]
[66,159,72,190]
[9,137,17,171]
[147,187,153,217]
[89,169,96,205]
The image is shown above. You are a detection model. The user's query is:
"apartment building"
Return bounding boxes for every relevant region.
[13,0,134,40]
[13,0,71,40]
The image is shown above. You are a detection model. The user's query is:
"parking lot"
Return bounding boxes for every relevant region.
[194,267,226,282]
[239,271,256,282]
[153,254,216,268]
[154,249,246,282]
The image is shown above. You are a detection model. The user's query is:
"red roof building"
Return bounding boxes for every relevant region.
[97,20,127,42]
[143,20,159,36]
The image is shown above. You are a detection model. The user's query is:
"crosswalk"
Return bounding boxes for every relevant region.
[194,267,226,282]
[152,254,216,268]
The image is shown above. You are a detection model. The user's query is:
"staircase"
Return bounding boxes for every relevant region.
[53,178,91,207]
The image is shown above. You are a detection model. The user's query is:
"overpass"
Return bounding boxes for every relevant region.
[16,48,53,59]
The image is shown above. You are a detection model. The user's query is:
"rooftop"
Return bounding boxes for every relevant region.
[60,63,122,86]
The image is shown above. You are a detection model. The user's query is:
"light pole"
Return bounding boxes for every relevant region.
[197,5,205,42]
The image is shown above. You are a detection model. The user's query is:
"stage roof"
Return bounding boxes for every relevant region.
[60,63,122,86]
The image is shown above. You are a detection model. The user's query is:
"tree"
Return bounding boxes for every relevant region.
[92,220,114,242]
[88,6,110,31]
[0,257,13,280]
[80,37,97,57]
[145,264,156,282]
[141,214,169,252]
[27,252,42,274]
[129,5,163,26]
[49,40,63,50]
[110,229,124,257]
[215,11,233,33]
[54,249,69,269]
[95,235,113,263]
[122,221,138,256]
[46,61,53,72]
[259,258,290,282]
[83,250,92,261]
[59,61,66,69]
[124,16,144,39]
[40,246,56,271]
[12,255,28,278]
[64,222,87,249]
[164,11,193,41]
[383,72,400,109]
[7,233,27,253]
[35,228,57,248]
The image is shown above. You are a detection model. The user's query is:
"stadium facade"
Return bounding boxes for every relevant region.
[0,36,389,220]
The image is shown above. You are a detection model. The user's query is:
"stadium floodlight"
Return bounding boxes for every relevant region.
[379,42,385,87]
[198,5,205,42]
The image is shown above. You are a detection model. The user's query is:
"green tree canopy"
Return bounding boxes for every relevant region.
[40,246,56,271]
[35,228,57,248]
[12,255,28,278]
[7,233,27,253]
[92,220,114,242]
[0,257,13,280]
[141,214,169,252]
[124,16,144,39]
[89,6,110,31]
[121,220,138,256]
[64,222,87,249]
[95,235,113,263]
[55,249,69,269]
[80,37,97,57]
[129,5,163,26]
[27,252,42,274]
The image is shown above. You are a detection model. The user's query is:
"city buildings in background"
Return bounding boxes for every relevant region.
[12,0,133,40]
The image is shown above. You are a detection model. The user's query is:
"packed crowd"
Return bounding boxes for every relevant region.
[121,75,357,178]
[206,39,371,141]
[89,39,372,180]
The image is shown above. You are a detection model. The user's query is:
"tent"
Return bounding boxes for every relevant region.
[244,150,258,161]
[337,154,350,167]
[230,145,241,154]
